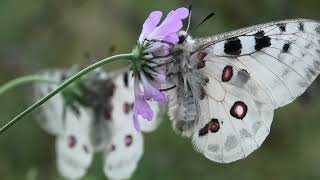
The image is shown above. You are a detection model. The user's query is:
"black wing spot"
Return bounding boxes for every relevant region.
[254,31,271,51]
[224,37,242,56]
[298,22,304,32]
[110,144,116,151]
[200,87,206,100]
[123,72,129,87]
[237,69,250,84]
[198,124,209,136]
[83,145,89,153]
[282,43,290,53]
[277,23,286,32]
[254,30,265,36]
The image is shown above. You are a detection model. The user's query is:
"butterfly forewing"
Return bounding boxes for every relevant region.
[196,19,320,108]
[187,19,320,163]
[102,71,148,179]
[110,71,161,132]
[33,70,65,135]
[103,117,144,180]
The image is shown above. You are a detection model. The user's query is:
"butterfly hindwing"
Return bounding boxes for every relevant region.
[102,71,150,179]
[103,117,144,180]
[56,106,94,179]
[192,60,274,162]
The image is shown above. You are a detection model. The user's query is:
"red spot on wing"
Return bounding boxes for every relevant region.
[103,106,113,120]
[222,65,233,82]
[197,52,207,69]
[123,102,134,114]
[208,118,220,133]
[68,135,77,148]
[198,118,220,137]
[125,135,133,147]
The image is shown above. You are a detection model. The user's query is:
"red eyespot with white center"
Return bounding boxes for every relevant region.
[230,101,248,119]
[208,118,220,133]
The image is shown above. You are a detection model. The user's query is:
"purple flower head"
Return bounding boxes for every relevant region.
[131,7,189,130]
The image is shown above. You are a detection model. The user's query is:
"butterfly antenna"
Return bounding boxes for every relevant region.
[190,12,215,33]
[185,5,193,34]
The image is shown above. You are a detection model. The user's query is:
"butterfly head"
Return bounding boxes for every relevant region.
[172,31,195,59]
[177,31,193,45]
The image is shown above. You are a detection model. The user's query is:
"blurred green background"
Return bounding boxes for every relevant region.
[0,0,320,179]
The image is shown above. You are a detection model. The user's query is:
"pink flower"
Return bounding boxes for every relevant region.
[139,7,189,44]
[132,7,189,130]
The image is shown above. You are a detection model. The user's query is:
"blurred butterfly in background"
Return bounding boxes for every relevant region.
[166,17,320,163]
[33,68,162,179]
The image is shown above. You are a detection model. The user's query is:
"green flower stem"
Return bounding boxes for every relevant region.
[0,75,58,96]
[0,53,134,135]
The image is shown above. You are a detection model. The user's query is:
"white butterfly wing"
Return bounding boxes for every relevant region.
[56,107,94,179]
[111,71,161,132]
[103,118,143,180]
[197,19,320,108]
[33,70,65,135]
[102,71,145,179]
[192,19,320,163]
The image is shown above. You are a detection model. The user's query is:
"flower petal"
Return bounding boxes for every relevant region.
[148,7,189,43]
[174,7,189,19]
[138,11,162,43]
[163,33,179,44]
[133,96,154,130]
[140,72,167,103]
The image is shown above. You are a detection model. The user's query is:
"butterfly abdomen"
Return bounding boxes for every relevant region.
[167,69,209,137]
[170,84,198,137]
